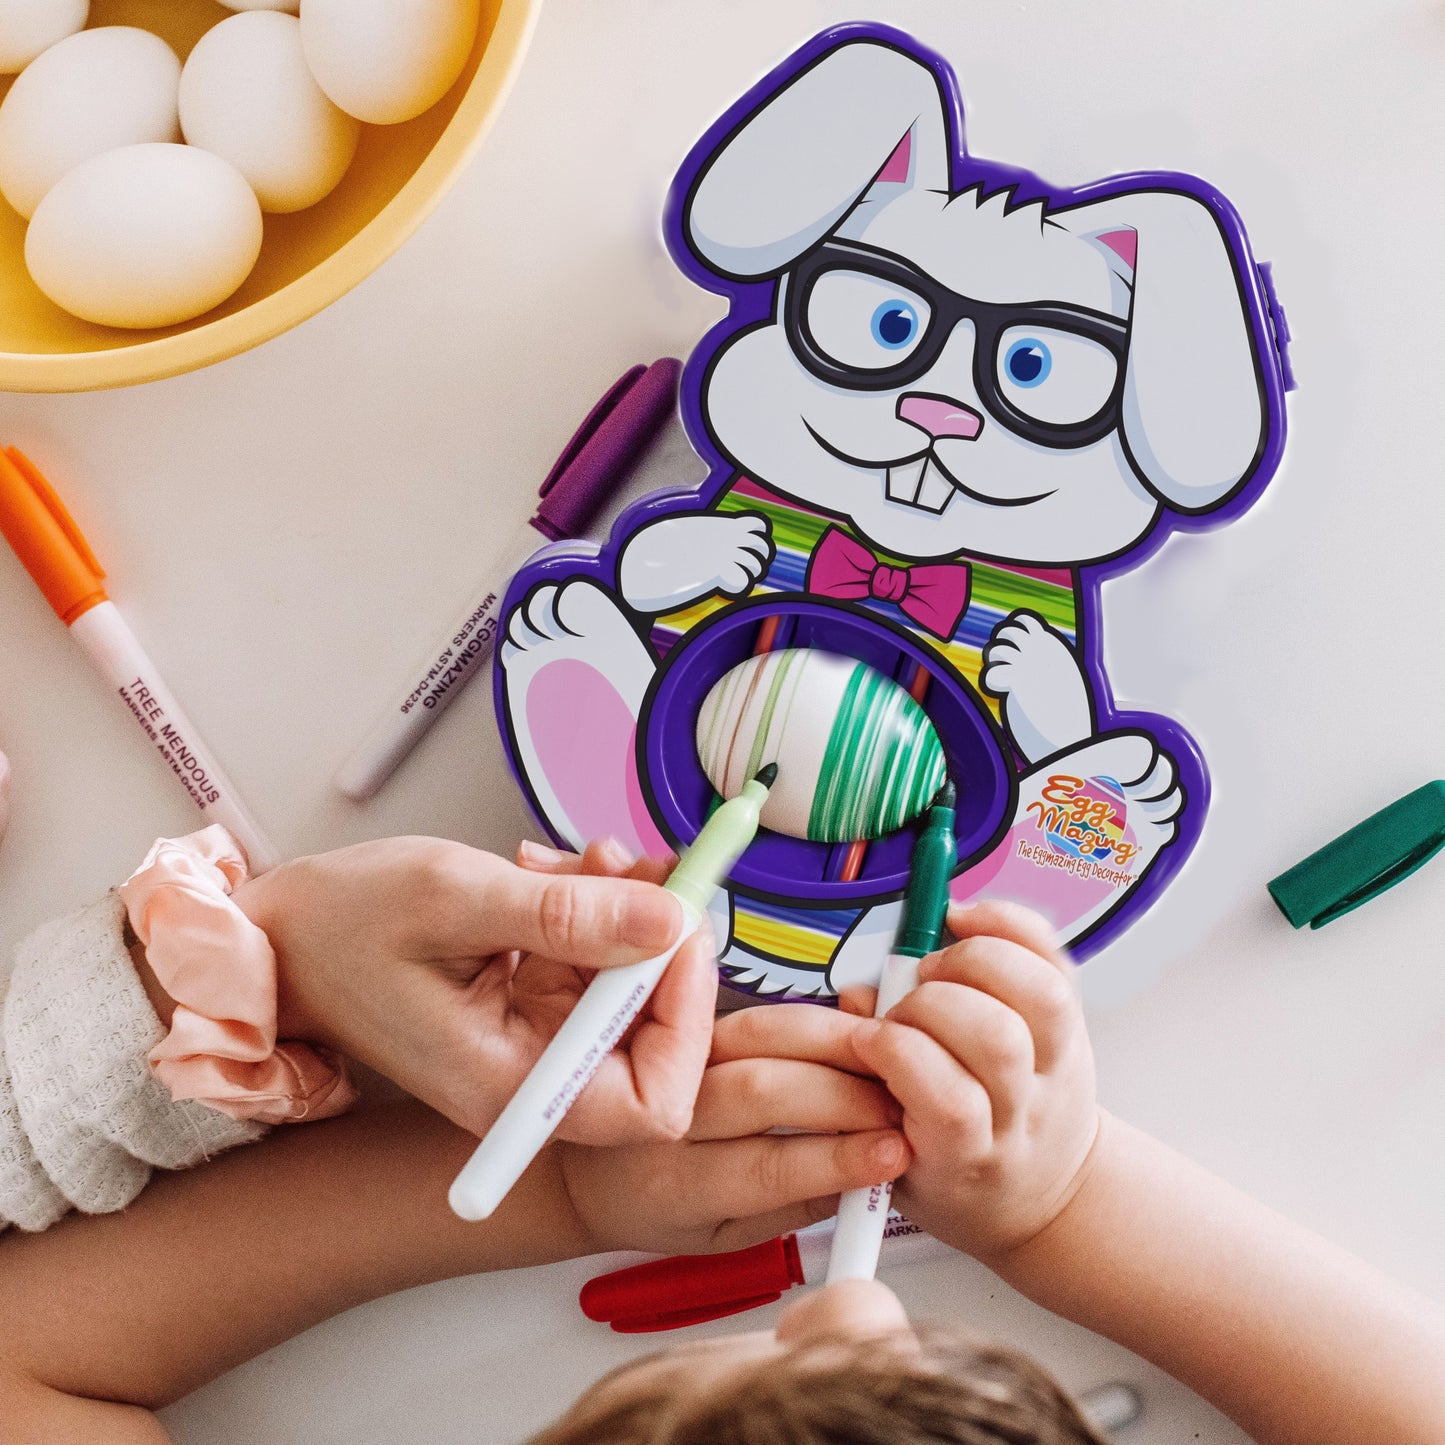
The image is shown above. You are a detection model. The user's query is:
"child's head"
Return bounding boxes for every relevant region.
[532,1279,1106,1444]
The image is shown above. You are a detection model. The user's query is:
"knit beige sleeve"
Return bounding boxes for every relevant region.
[0,893,266,1233]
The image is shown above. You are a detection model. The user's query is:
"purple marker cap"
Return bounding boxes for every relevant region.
[532,357,683,541]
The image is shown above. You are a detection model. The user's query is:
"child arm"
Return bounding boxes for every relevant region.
[850,901,1445,1445]
[0,1010,906,1444]
[0,1097,588,1445]
[1003,1112,1445,1445]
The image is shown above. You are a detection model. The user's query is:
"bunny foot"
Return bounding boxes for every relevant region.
[500,579,664,856]
[956,729,1185,946]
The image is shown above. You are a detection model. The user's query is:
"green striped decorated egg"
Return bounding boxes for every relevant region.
[696,648,946,842]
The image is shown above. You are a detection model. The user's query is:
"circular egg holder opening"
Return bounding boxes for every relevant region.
[642,597,1017,905]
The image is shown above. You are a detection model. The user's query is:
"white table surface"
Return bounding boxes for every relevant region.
[1,1,1442,1440]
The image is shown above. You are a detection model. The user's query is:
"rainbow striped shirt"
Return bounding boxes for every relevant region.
[647,476,1082,983]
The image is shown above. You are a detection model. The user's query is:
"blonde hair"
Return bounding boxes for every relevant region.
[530,1327,1108,1445]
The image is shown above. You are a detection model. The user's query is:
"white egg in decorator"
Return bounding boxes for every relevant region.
[26,142,263,329]
[0,0,88,74]
[180,12,359,214]
[217,0,298,10]
[301,0,482,126]
[697,649,947,844]
[0,26,179,219]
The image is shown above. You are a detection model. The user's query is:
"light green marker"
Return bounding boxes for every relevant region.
[450,765,776,1222]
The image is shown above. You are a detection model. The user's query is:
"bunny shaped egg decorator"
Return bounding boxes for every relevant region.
[495,24,1292,1001]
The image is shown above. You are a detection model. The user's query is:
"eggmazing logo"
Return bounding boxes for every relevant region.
[1026,773,1142,870]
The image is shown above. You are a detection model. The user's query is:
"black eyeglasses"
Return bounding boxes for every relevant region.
[784,240,1130,450]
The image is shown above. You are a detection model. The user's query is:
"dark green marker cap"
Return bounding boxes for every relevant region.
[1268,780,1445,929]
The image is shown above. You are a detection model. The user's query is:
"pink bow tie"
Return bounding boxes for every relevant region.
[805,526,970,640]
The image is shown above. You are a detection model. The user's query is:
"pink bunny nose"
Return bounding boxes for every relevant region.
[897,393,984,441]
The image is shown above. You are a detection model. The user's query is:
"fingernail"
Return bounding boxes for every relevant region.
[873,1132,909,1174]
[598,836,636,870]
[623,890,685,951]
[519,840,566,867]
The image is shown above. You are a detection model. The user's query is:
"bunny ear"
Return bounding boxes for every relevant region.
[684,40,950,280]
[1056,192,1267,514]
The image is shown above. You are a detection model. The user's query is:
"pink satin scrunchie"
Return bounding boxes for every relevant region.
[119,826,357,1125]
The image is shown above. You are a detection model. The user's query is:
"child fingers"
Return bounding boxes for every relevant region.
[851,1019,994,1147]
[884,983,1034,1131]
[917,934,1079,1074]
[837,985,878,1018]
[685,1128,910,1231]
[688,1057,900,1141]
[710,1002,878,1073]
[944,900,1065,969]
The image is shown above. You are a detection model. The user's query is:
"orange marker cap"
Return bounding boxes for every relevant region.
[0,447,107,625]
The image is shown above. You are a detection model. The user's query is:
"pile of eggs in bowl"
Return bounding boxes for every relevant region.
[0,0,480,329]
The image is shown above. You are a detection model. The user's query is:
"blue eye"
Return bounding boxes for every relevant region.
[871,300,919,350]
[1004,338,1052,387]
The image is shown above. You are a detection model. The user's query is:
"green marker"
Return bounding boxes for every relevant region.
[450,765,776,1222]
[827,780,958,1283]
[892,778,959,963]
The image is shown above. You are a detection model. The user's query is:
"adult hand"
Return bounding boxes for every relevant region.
[229,835,717,1145]
[560,1000,910,1256]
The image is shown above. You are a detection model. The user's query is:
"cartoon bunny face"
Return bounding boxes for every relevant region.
[683,36,1277,568]
[703,188,1162,564]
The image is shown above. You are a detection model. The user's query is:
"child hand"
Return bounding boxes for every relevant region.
[845,901,1100,1264]
[230,835,716,1146]
[559,1003,910,1256]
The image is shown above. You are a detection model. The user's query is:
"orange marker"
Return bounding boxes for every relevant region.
[0,448,277,869]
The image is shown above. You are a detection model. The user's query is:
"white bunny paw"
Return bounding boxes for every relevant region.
[982,610,1094,763]
[619,512,774,614]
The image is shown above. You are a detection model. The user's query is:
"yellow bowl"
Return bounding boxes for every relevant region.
[0,0,542,392]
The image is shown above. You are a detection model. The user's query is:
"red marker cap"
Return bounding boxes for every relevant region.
[579,1235,806,1334]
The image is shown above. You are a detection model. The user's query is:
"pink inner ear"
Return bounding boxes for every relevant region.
[876,130,912,184]
[1098,228,1138,270]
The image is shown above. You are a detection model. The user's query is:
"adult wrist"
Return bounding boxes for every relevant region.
[119,827,357,1125]
[230,864,319,1045]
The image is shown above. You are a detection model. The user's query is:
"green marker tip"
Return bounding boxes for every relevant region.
[933,779,956,811]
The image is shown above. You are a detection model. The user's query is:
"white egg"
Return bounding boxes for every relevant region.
[217,0,297,10]
[0,0,87,73]
[697,650,946,843]
[26,142,262,329]
[301,0,480,126]
[0,26,180,219]
[179,12,358,214]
